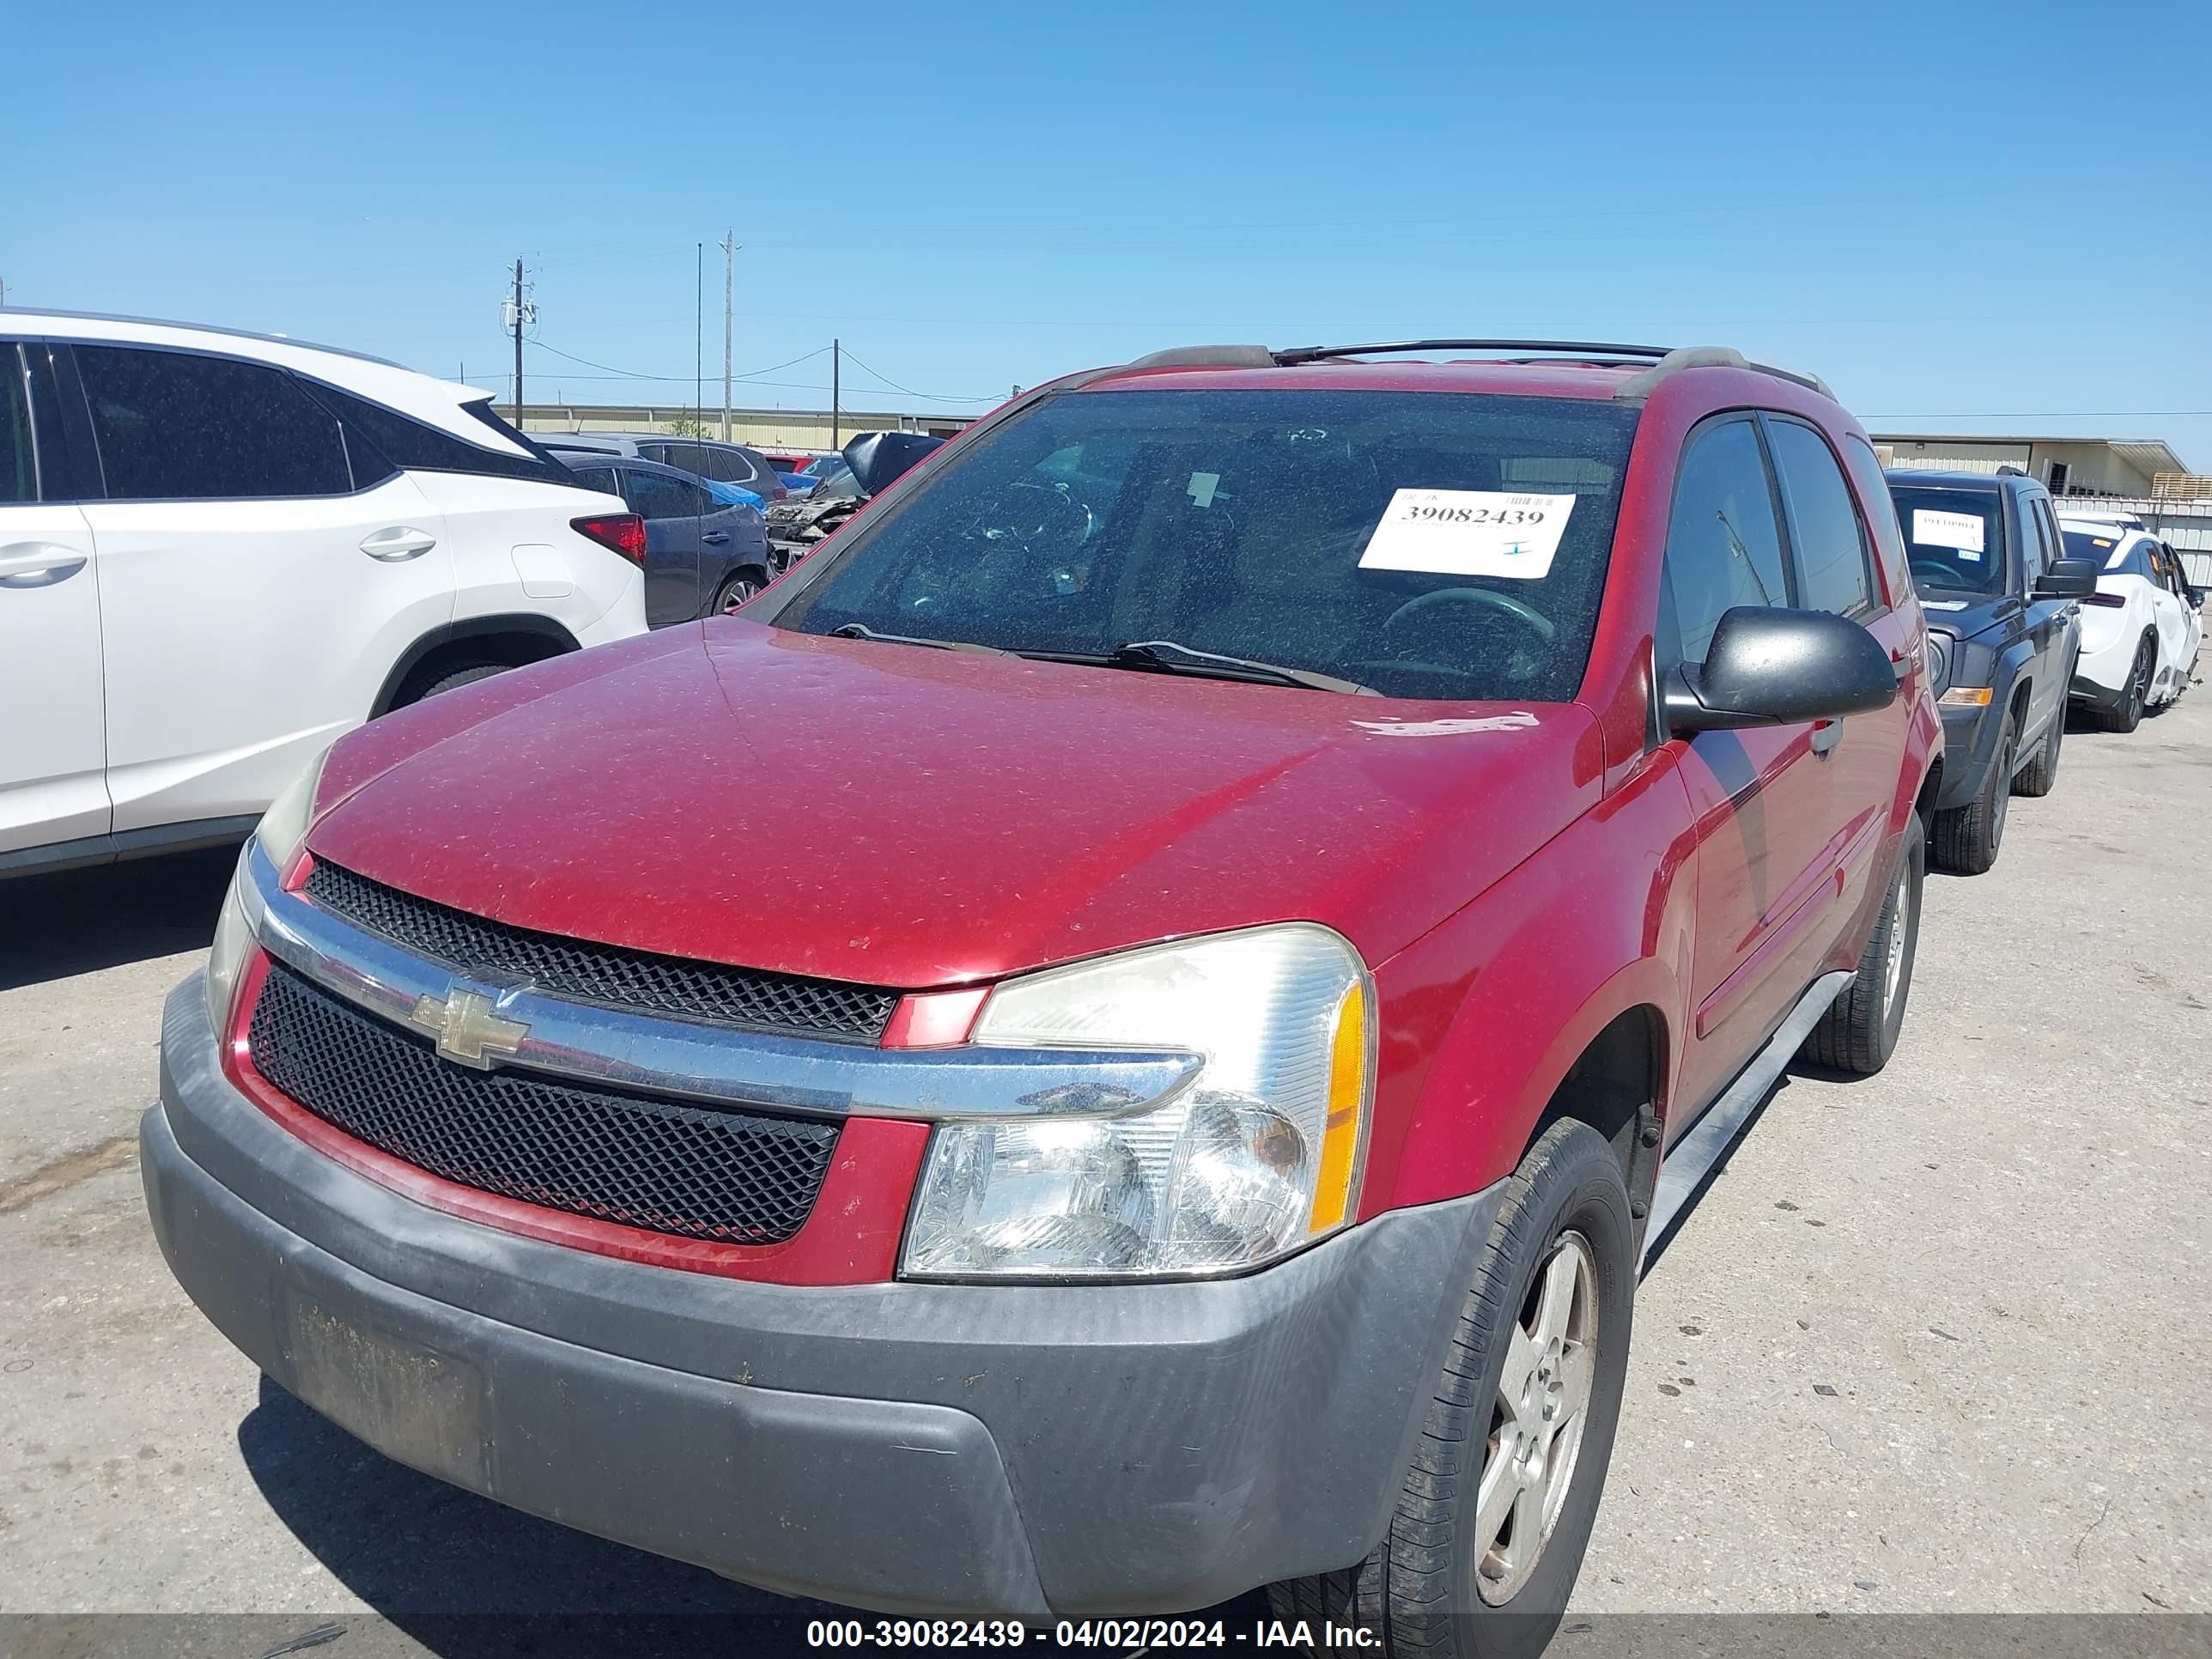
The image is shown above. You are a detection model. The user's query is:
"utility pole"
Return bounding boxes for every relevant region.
[693,242,703,434]
[720,230,736,442]
[510,258,526,425]
[832,338,841,451]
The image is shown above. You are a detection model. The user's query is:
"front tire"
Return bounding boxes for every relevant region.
[2011,699,2063,798]
[1930,713,2012,874]
[1799,811,1923,1076]
[391,660,507,707]
[1266,1120,1636,1659]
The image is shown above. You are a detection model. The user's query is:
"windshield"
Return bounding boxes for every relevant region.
[1891,486,2005,594]
[2062,528,2125,569]
[774,389,1641,701]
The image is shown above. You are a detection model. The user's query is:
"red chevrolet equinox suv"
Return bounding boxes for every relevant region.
[144,340,1941,1651]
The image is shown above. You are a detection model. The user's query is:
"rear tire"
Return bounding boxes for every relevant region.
[1799,811,1923,1077]
[2011,701,2063,798]
[1930,713,2012,874]
[1265,1119,1636,1659]
[392,661,507,707]
[712,569,768,615]
[2092,636,2154,732]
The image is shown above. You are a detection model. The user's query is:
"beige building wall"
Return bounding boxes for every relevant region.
[1875,435,2178,497]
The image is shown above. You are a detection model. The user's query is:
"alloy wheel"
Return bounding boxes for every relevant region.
[720,579,761,614]
[1474,1229,1599,1605]
[1883,854,1912,1013]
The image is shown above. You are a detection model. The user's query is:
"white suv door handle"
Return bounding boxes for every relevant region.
[361,526,438,562]
[0,543,89,588]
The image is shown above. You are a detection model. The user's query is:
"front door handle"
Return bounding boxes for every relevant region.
[1810,720,1844,756]
[0,543,88,588]
[701,531,731,545]
[361,526,438,562]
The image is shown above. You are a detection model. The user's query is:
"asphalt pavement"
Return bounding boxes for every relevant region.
[2,695,2205,1653]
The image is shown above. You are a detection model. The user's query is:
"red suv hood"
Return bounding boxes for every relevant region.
[308,623,1603,988]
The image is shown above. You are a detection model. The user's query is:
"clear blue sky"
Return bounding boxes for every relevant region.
[9,0,2209,465]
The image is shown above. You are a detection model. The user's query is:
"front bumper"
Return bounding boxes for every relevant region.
[144,976,1503,1620]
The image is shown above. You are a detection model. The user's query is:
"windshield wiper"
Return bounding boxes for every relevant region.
[1038,638,1377,695]
[828,622,1007,655]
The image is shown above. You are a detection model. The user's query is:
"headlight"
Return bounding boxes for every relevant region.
[255,747,330,877]
[1925,633,1953,696]
[204,748,330,1037]
[901,924,1375,1280]
[203,848,255,1039]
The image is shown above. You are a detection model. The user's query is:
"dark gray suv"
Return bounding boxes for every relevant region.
[1887,466,2097,873]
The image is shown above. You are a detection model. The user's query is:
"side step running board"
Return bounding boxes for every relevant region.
[1642,969,1854,1267]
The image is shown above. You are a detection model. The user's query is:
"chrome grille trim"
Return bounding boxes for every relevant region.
[240,843,1200,1122]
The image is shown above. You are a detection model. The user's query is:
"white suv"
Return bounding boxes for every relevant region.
[0,310,647,877]
[2058,510,2203,732]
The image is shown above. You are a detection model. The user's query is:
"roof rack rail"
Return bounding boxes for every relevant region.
[1272,338,1670,366]
[1610,346,1836,402]
[1122,344,1277,370]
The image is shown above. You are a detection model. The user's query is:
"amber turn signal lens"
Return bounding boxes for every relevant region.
[1310,981,1370,1234]
[1938,686,1993,707]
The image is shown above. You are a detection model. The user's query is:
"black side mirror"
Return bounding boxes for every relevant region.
[1665,606,1898,737]
[2035,558,2099,600]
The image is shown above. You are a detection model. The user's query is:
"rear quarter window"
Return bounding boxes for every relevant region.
[298,382,569,486]
[75,343,353,501]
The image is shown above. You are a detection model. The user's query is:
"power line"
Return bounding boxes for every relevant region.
[529,340,830,383]
[824,345,1001,404]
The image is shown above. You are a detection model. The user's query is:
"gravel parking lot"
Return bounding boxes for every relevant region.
[3,696,2205,1650]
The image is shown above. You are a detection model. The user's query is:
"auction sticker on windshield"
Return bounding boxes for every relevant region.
[1911,507,1986,556]
[1358,489,1575,579]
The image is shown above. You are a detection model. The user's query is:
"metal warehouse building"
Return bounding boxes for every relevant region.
[1873,433,2187,499]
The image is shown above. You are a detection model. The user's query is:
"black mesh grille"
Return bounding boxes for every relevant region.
[302,860,897,1042]
[249,964,842,1245]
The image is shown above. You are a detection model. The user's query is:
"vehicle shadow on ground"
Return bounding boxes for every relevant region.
[237,1374,860,1654]
[239,1376,1264,1656]
[0,843,238,991]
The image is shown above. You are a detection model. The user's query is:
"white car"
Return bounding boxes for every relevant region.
[2058,511,2202,732]
[0,310,648,878]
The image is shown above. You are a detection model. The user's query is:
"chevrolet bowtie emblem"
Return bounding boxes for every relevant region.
[410,987,527,1069]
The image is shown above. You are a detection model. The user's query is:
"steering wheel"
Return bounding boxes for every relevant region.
[1911,559,1972,590]
[975,481,1093,550]
[1383,586,1556,644]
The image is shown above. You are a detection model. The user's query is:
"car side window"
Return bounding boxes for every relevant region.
[1840,434,1908,605]
[623,470,696,522]
[2033,500,2065,583]
[0,345,33,504]
[2018,496,2048,587]
[74,344,352,501]
[677,445,746,484]
[570,464,618,495]
[1764,417,1872,617]
[1660,416,1792,665]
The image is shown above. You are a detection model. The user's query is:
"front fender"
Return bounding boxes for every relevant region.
[1358,752,1700,1215]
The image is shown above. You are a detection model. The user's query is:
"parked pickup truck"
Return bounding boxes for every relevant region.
[1887,467,2095,873]
[144,339,1940,1655]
